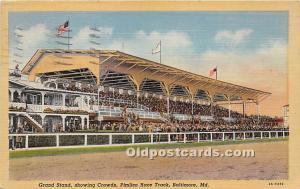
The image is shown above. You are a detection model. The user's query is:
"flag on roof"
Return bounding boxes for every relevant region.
[57,20,69,36]
[209,67,217,77]
[152,41,161,54]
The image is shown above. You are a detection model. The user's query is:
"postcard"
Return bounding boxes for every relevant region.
[0,1,300,189]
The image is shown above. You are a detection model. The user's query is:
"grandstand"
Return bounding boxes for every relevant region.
[8,49,287,149]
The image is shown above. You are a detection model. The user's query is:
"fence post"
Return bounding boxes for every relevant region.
[276,131,278,138]
[183,133,186,143]
[25,135,29,149]
[252,132,255,140]
[243,132,246,140]
[222,132,225,141]
[210,132,213,142]
[84,134,87,146]
[198,133,200,142]
[109,134,112,145]
[269,131,271,139]
[261,131,263,139]
[151,134,154,143]
[168,133,171,143]
[283,131,285,138]
[132,134,135,144]
[56,134,59,147]
[233,132,235,141]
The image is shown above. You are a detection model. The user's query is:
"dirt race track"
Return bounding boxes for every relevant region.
[10,141,288,180]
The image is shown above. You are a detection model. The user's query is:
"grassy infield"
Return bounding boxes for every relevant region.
[9,137,288,159]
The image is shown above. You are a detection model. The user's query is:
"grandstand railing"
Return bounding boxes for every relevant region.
[98,106,162,120]
[172,114,216,121]
[99,97,132,106]
[9,102,26,109]
[9,69,21,77]
[27,104,43,112]
[98,106,122,117]
[10,103,93,113]
[173,114,192,121]
[130,108,162,119]
[8,130,289,150]
[99,97,150,111]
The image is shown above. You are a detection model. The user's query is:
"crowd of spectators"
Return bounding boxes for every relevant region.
[41,81,277,123]
[96,118,287,133]
[92,89,261,122]
[57,82,98,93]
[9,80,284,134]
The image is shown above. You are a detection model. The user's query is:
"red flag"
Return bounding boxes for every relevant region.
[57,20,69,36]
[209,67,217,77]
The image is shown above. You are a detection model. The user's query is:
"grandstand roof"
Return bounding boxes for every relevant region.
[21,49,271,102]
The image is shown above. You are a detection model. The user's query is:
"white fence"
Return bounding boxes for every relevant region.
[9,130,289,150]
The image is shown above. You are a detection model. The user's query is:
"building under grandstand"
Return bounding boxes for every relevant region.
[9,49,278,133]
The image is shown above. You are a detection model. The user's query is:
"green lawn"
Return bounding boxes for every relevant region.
[10,137,288,159]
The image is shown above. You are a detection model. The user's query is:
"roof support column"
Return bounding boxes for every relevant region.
[61,115,66,132]
[62,93,66,107]
[242,101,245,118]
[86,115,90,130]
[9,89,14,102]
[41,114,45,129]
[161,81,171,115]
[224,94,231,119]
[191,98,194,116]
[242,99,247,118]
[167,96,170,115]
[80,116,84,130]
[166,86,170,115]
[228,98,231,119]
[256,100,260,122]
[187,86,198,117]
[207,91,215,117]
[136,90,140,108]
[211,99,213,117]
[41,91,45,111]
[128,74,144,108]
[128,74,144,92]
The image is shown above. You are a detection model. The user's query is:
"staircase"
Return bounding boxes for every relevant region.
[20,112,44,132]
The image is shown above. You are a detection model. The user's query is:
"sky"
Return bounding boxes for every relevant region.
[8,11,288,117]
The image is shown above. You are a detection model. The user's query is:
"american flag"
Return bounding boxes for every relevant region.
[57,20,69,36]
[209,67,217,77]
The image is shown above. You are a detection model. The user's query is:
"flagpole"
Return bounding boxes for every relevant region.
[159,40,161,64]
[68,30,70,50]
[67,19,70,50]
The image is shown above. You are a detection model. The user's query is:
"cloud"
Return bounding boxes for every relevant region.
[197,40,287,116]
[15,24,50,49]
[214,29,253,46]
[104,30,193,71]
[10,24,51,69]
[101,29,287,116]
[198,40,287,86]
[11,24,286,116]
[107,30,192,54]
[72,26,113,49]
[71,27,192,62]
